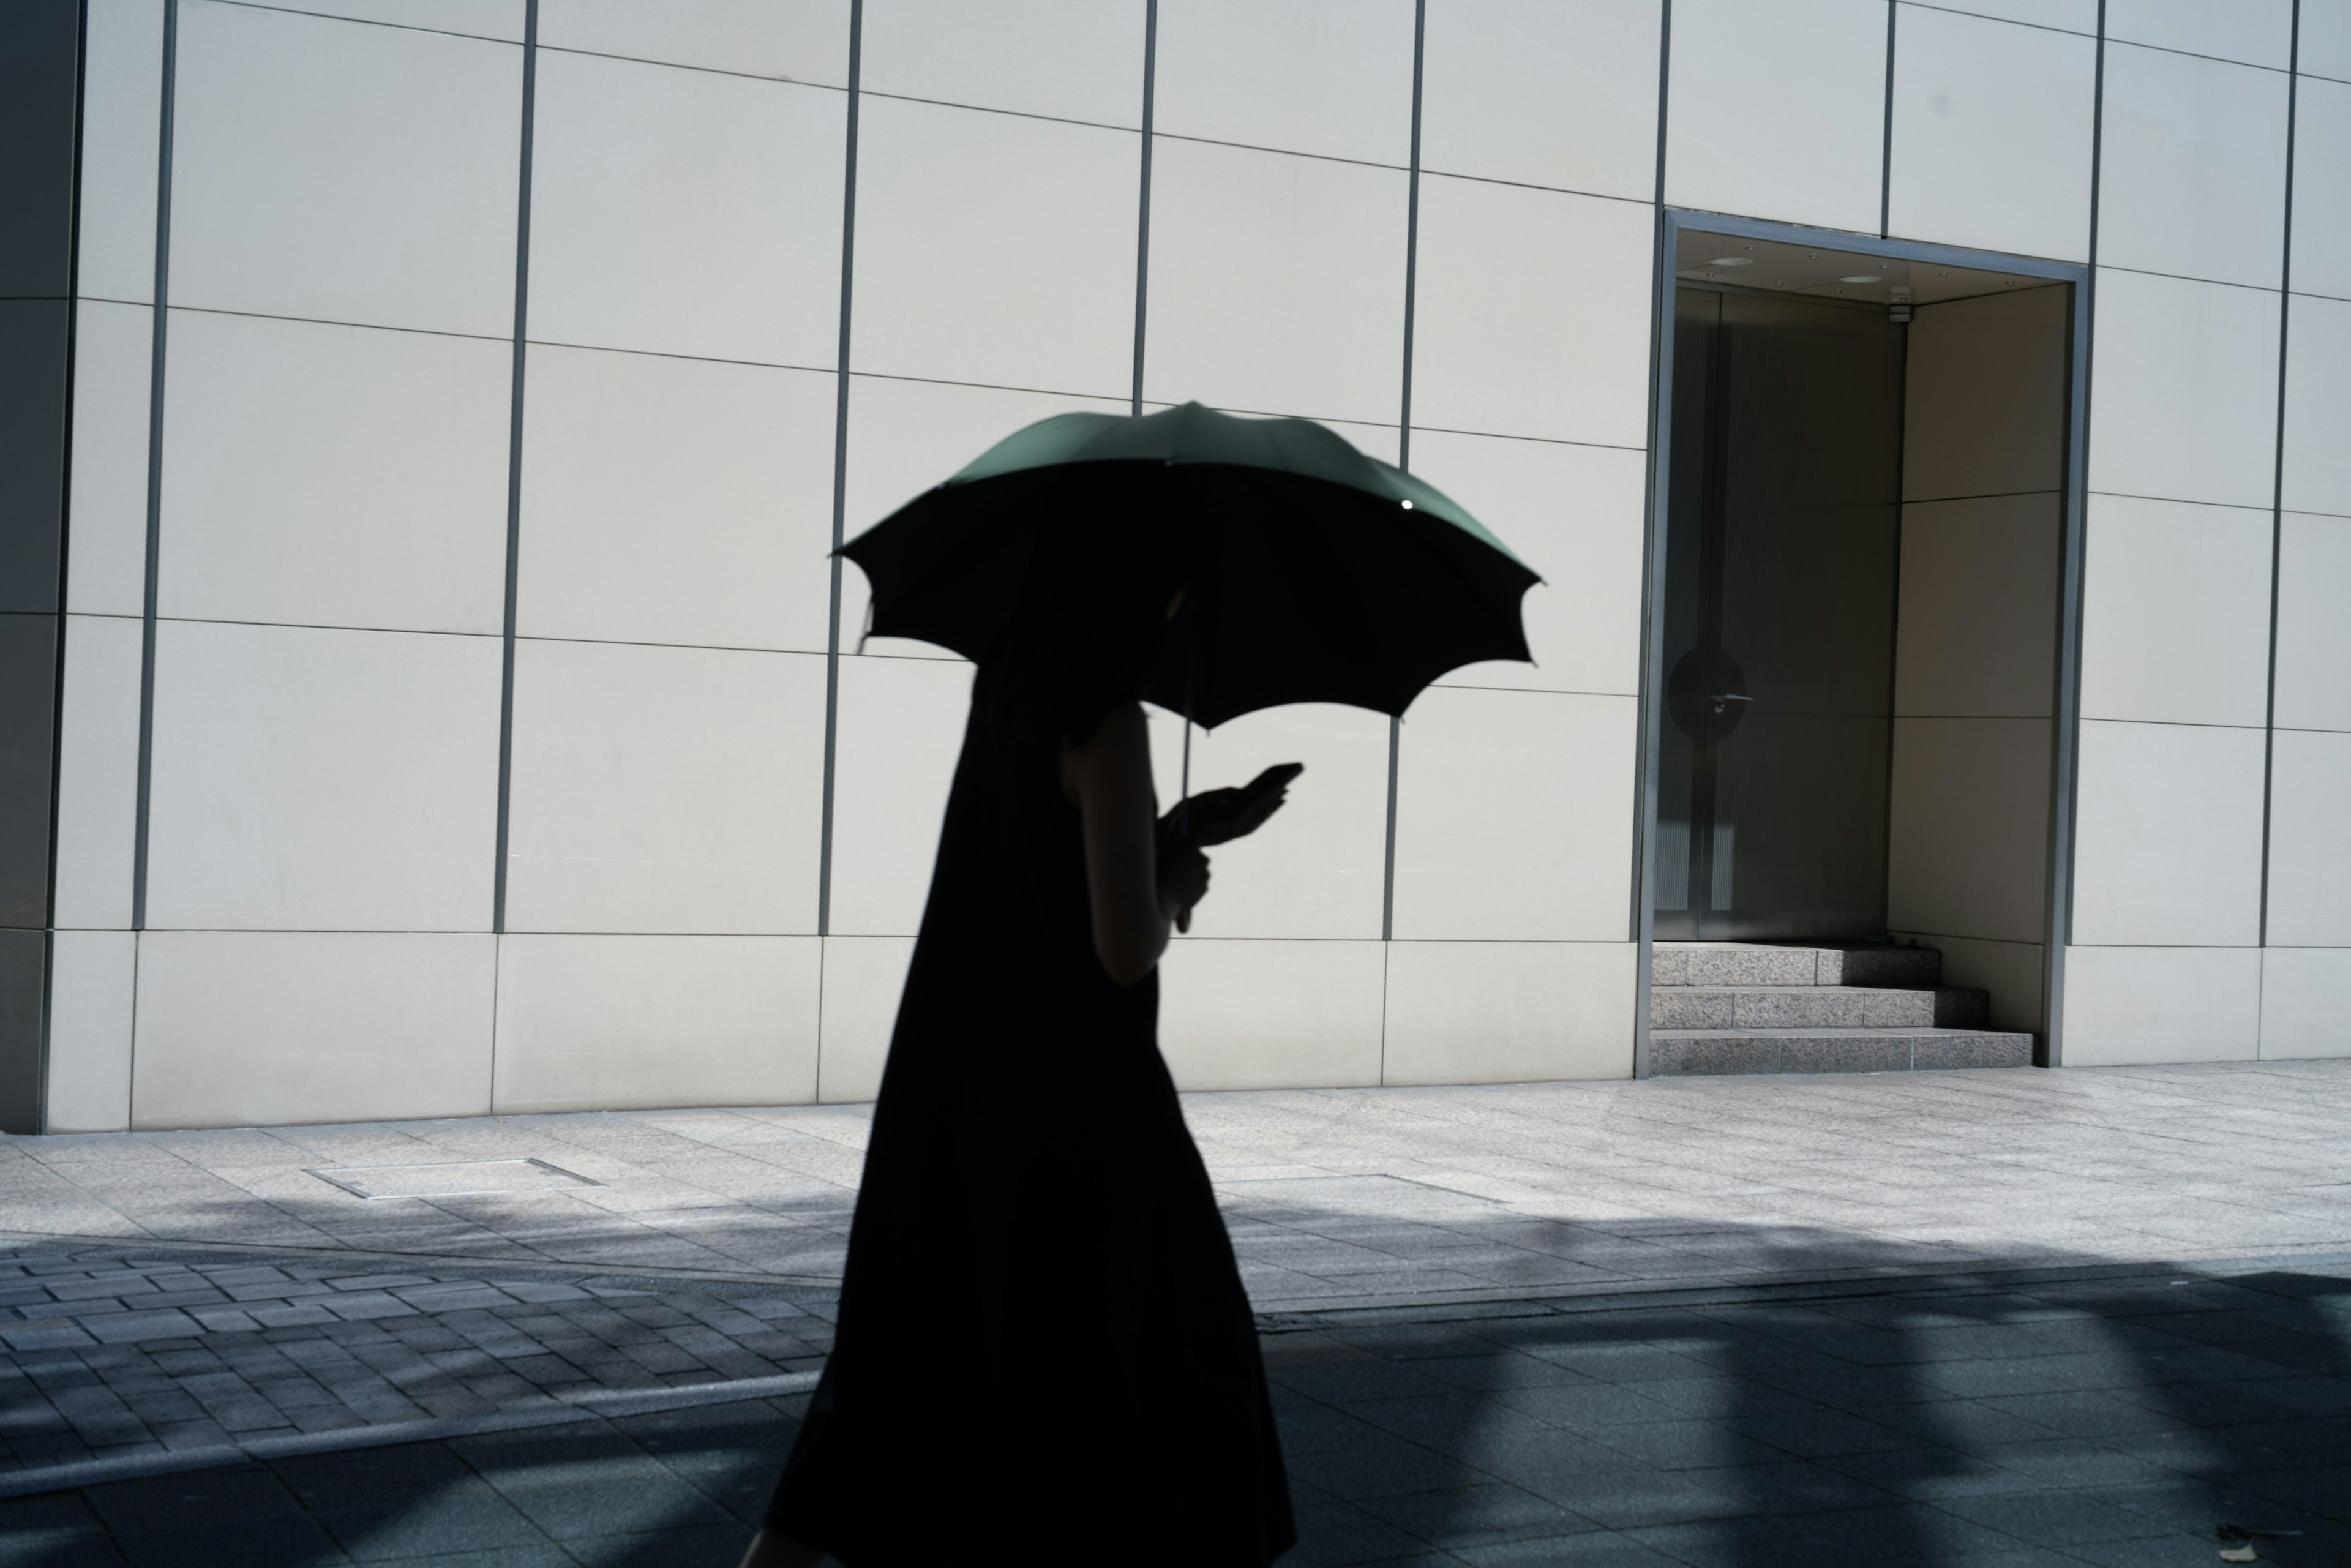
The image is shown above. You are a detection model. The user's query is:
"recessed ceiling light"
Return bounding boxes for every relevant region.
[1938,269,1950,277]
[2004,279,2017,287]
[1832,288,1845,294]
[1839,274,1882,283]
[1708,257,1752,266]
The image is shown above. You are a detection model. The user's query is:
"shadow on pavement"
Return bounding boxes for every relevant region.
[1,1239,2345,1566]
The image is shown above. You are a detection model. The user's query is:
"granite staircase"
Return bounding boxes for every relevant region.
[1648,942,2035,1075]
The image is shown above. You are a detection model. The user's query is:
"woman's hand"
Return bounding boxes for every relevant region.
[1158,835,1210,932]
[1167,784,1288,847]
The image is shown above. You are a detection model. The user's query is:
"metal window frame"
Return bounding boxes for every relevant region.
[1631,208,2093,1076]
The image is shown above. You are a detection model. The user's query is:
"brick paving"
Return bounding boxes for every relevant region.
[0,1250,831,1482]
[9,1256,2347,1567]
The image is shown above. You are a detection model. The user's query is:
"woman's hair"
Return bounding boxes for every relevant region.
[972,500,1204,749]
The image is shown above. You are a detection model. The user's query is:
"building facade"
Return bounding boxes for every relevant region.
[4,0,2347,1133]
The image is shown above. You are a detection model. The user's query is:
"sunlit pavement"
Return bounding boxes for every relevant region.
[3,1063,2347,1565]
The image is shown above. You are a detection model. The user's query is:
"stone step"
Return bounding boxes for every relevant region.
[1652,942,1941,989]
[1648,985,1990,1030]
[1649,1029,2034,1076]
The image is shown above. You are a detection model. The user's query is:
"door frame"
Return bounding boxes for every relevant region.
[1631,209,2093,1076]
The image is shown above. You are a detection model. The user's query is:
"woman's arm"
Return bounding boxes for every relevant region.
[1061,703,1208,985]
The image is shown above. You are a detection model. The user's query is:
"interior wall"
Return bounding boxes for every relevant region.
[1886,284,2069,1035]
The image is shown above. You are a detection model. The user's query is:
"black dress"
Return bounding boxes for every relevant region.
[765,709,1295,1566]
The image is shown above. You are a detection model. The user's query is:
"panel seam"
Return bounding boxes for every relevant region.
[1380,0,1425,1005]
[1880,0,1897,239]
[2256,2,2300,973]
[490,0,538,941]
[129,0,177,937]
[816,0,863,944]
[1130,0,1155,415]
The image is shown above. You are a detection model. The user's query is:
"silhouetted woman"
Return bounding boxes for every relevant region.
[741,512,1297,1567]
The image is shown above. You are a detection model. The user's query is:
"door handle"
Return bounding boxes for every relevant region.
[1706,691,1754,715]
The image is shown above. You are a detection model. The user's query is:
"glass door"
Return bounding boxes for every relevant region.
[1652,287,1905,942]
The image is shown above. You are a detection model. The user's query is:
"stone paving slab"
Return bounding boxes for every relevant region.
[2,1065,2346,1319]
[12,1255,2347,1567]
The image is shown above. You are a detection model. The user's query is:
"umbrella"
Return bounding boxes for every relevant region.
[839,400,1539,730]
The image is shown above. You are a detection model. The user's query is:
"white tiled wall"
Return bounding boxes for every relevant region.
[2273,513,2351,733]
[2096,42,2290,290]
[861,0,1145,126]
[2282,292,2351,517]
[503,640,826,934]
[850,96,1138,396]
[1390,688,1636,942]
[43,931,137,1135]
[2295,77,2351,301]
[1418,0,1660,201]
[2260,948,2351,1060]
[77,0,163,306]
[1887,4,2096,263]
[1156,938,1387,1090]
[158,310,512,636]
[1665,0,1887,236]
[2069,719,2266,948]
[2104,0,2295,71]
[132,932,497,1128]
[44,0,2351,1128]
[527,49,844,366]
[1152,0,1417,166]
[1382,941,1636,1085]
[50,616,143,931]
[1141,138,1408,423]
[517,345,837,651]
[143,621,503,932]
[538,0,851,85]
[168,1,522,336]
[2061,945,2262,1066]
[2264,729,2351,948]
[493,934,822,1112]
[1408,178,1653,448]
[63,301,152,617]
[2079,495,2274,729]
[2087,268,2281,510]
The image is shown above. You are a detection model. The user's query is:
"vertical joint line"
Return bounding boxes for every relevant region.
[1131,0,1156,415]
[1384,0,1426,945]
[1878,1,1897,239]
[818,0,864,940]
[130,0,179,935]
[2258,3,2299,951]
[492,0,539,937]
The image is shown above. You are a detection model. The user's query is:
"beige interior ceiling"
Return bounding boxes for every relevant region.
[1674,229,2060,306]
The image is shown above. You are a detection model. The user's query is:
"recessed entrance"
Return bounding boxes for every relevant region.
[1640,217,2088,1070]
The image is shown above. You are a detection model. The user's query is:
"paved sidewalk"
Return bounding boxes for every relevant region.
[0,1063,2346,1562]
[4,1063,2348,1312]
[12,1256,2349,1567]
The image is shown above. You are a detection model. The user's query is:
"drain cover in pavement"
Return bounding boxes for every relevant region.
[309,1157,602,1201]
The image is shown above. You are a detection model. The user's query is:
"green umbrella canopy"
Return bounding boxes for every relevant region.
[840,401,1540,729]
